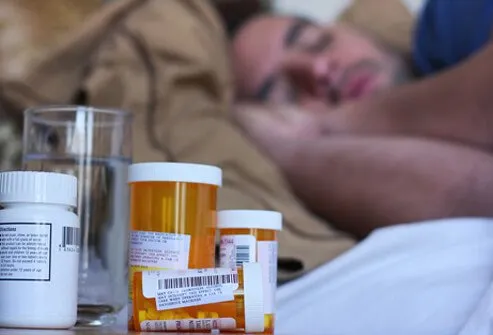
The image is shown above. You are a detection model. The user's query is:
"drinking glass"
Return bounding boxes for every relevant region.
[22,106,132,327]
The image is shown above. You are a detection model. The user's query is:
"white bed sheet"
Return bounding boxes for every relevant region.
[458,278,493,335]
[275,218,493,335]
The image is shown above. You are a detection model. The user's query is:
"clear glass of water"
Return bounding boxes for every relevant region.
[22,106,132,327]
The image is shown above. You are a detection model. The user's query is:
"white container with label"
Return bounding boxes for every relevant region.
[0,171,79,329]
[217,210,283,333]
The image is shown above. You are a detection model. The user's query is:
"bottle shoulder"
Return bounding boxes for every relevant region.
[0,206,77,223]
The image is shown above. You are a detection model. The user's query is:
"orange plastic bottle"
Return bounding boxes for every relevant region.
[127,162,222,330]
[217,210,283,333]
[133,263,264,333]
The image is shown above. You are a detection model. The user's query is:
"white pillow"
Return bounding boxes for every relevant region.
[401,0,427,16]
[272,0,425,22]
[272,0,354,23]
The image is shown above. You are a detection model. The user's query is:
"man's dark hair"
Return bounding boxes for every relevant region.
[213,0,271,39]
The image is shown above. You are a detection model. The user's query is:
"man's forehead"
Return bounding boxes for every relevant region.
[246,15,317,45]
[253,17,319,100]
[233,15,319,100]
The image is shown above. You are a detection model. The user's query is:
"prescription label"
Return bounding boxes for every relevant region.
[219,235,256,268]
[142,268,238,309]
[129,231,190,269]
[0,223,51,281]
[140,317,236,331]
[155,285,235,310]
[258,241,278,314]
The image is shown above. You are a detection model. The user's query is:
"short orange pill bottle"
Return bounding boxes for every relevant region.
[218,210,283,333]
[127,162,222,330]
[133,262,264,333]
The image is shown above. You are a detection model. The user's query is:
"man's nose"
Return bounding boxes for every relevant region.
[284,54,339,97]
[312,56,336,94]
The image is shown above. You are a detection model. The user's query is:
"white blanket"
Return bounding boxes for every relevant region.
[459,278,493,335]
[276,218,493,335]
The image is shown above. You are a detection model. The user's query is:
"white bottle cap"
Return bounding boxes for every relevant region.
[242,262,265,333]
[218,210,283,231]
[0,171,77,207]
[128,162,222,186]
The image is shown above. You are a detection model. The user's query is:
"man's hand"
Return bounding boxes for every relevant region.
[232,103,324,166]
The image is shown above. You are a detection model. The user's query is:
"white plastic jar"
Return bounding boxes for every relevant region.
[0,171,79,329]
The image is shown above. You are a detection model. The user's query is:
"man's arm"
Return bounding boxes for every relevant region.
[327,42,493,150]
[277,136,493,238]
[326,0,493,149]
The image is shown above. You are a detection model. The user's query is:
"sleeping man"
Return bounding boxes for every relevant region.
[232,15,411,112]
[230,1,493,238]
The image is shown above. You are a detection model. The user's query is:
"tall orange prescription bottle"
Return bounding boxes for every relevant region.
[217,210,283,333]
[127,162,222,330]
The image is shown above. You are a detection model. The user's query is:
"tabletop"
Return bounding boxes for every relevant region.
[0,311,243,334]
[0,328,130,335]
[0,328,244,335]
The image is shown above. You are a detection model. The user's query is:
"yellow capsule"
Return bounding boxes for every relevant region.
[159,311,174,320]
[139,310,147,322]
[209,312,219,318]
[180,312,192,319]
[146,309,159,320]
[168,311,180,319]
[197,311,206,319]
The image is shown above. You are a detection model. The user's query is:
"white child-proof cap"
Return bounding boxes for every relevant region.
[218,210,283,231]
[242,262,265,333]
[128,162,222,186]
[0,171,77,207]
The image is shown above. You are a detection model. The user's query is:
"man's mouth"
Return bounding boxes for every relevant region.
[340,72,375,100]
[335,60,382,102]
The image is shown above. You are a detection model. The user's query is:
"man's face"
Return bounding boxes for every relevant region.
[232,16,408,111]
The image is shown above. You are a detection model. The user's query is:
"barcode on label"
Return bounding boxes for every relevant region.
[157,274,238,290]
[62,226,80,247]
[235,245,250,267]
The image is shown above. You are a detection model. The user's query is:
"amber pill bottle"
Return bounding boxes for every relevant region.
[217,210,283,333]
[133,263,264,332]
[127,162,222,330]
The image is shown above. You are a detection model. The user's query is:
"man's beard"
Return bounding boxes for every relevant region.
[333,57,413,104]
[328,59,382,104]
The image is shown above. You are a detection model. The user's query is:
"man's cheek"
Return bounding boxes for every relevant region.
[371,74,394,95]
